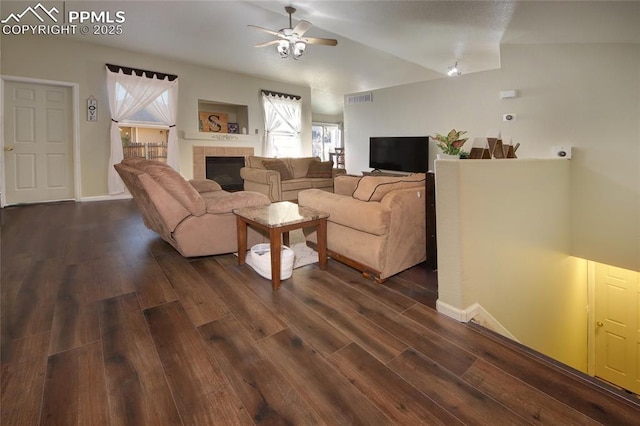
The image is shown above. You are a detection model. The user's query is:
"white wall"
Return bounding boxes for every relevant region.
[1,35,312,197]
[344,43,640,273]
[436,159,588,371]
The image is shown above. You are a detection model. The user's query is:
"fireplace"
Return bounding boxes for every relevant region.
[206,156,245,191]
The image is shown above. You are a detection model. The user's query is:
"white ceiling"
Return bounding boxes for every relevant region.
[6,1,639,115]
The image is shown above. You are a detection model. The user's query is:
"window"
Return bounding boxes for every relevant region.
[312,123,341,161]
[262,92,301,157]
[120,126,168,162]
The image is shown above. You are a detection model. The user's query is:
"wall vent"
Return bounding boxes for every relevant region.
[347,93,373,105]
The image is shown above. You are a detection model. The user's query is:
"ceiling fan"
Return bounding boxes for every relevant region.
[248,6,338,60]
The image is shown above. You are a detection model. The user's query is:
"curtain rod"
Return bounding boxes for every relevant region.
[106,63,178,81]
[261,90,301,100]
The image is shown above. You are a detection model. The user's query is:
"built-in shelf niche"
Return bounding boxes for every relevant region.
[198,99,249,135]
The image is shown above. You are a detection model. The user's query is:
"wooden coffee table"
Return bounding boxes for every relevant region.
[233,201,329,290]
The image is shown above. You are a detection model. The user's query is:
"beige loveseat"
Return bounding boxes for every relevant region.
[240,156,347,202]
[298,173,426,282]
[115,158,270,257]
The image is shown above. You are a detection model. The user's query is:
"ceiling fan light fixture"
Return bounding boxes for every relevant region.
[277,40,290,58]
[447,62,461,77]
[293,41,306,59]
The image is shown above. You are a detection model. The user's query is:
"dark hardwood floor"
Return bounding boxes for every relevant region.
[2,199,639,425]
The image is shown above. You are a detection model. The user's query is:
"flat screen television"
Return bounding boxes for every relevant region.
[369,136,429,173]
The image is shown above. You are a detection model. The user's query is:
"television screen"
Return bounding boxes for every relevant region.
[369,136,429,173]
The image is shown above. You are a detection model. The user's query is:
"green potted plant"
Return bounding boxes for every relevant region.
[433,129,468,159]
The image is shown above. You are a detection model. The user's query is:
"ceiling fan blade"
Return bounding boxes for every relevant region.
[247,24,280,37]
[304,37,338,46]
[292,20,312,36]
[254,40,280,48]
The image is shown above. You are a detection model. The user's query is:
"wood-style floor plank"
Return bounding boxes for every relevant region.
[389,348,529,424]
[144,301,252,425]
[1,332,50,426]
[461,358,599,425]
[286,267,409,363]
[48,263,100,355]
[327,342,464,425]
[259,328,392,425]
[125,252,178,310]
[192,258,286,341]
[40,341,110,425]
[155,252,230,327]
[228,264,352,357]
[198,315,323,424]
[100,293,182,425]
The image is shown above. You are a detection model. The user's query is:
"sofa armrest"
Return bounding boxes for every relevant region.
[380,186,426,262]
[298,189,390,235]
[241,167,283,201]
[189,179,222,193]
[333,175,361,196]
[332,168,347,178]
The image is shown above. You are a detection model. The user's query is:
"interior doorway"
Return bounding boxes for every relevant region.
[2,78,78,206]
[591,262,640,394]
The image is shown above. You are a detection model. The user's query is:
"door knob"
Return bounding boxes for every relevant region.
[596,321,604,327]
[4,145,14,152]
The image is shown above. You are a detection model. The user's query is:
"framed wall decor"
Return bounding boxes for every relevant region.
[199,111,228,133]
[227,122,239,134]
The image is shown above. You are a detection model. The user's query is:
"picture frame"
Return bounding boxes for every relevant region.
[199,111,228,133]
[227,122,239,134]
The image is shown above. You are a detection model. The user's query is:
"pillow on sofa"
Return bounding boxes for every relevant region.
[305,161,333,178]
[352,173,426,202]
[262,159,293,181]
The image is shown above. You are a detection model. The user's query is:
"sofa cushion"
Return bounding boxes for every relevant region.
[352,174,426,202]
[288,157,318,178]
[262,159,293,180]
[189,179,222,193]
[305,160,334,178]
[281,178,314,192]
[131,159,207,216]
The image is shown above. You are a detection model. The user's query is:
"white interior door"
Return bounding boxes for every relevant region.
[594,263,640,394]
[3,81,74,205]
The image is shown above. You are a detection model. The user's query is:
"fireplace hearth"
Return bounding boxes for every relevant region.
[206,156,245,191]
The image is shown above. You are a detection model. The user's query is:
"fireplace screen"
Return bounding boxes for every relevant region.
[205,156,245,191]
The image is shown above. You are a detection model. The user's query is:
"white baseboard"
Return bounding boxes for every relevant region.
[80,194,132,202]
[436,300,519,342]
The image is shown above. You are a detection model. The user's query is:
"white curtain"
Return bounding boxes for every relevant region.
[106,67,179,195]
[146,85,179,169]
[262,92,301,157]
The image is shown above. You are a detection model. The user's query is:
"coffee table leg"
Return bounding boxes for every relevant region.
[282,231,290,247]
[236,216,247,265]
[317,218,328,270]
[270,229,282,290]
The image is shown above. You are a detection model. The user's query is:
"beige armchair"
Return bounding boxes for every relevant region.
[115,158,270,257]
[298,173,426,282]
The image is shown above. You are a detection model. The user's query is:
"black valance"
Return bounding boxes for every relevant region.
[261,90,301,100]
[106,64,178,81]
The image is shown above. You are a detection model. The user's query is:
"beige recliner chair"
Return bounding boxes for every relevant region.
[115,158,270,257]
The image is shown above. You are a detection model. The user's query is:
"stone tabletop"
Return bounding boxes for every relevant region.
[233,201,329,228]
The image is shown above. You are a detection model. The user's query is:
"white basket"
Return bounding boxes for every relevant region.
[246,243,295,280]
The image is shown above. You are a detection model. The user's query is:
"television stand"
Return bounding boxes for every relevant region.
[362,170,407,177]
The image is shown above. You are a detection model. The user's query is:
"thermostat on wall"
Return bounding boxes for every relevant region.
[552,146,572,159]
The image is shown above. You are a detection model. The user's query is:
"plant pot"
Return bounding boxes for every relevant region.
[437,153,459,160]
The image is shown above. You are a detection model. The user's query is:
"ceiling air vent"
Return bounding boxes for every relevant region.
[347,92,373,105]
